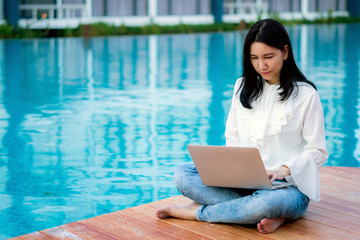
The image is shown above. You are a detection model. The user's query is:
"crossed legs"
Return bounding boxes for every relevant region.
[155,164,309,234]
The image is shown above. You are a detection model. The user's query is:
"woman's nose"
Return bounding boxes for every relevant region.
[259,60,267,70]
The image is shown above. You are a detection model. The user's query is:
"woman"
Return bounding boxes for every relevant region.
[155,19,328,234]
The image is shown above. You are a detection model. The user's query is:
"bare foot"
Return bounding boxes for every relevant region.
[155,201,200,220]
[257,217,285,234]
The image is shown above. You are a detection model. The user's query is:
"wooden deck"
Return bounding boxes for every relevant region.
[11,167,360,240]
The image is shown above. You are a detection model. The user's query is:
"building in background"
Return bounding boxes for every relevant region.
[0,0,357,29]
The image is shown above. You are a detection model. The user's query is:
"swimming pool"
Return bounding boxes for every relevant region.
[0,23,359,239]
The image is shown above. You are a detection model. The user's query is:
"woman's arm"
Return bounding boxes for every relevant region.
[281,90,328,201]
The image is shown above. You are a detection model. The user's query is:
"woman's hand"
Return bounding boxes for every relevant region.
[267,165,291,182]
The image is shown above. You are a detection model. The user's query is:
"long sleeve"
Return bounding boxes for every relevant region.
[225,80,241,147]
[283,91,329,202]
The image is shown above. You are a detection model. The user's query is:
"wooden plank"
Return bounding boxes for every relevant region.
[272,220,334,240]
[320,172,359,190]
[330,166,360,175]
[321,167,359,184]
[307,205,360,223]
[80,216,152,239]
[41,227,83,239]
[316,195,360,215]
[60,222,119,240]
[209,223,307,240]
[294,218,360,240]
[119,209,213,240]
[303,211,360,234]
[15,232,54,240]
[320,167,360,182]
[320,174,360,195]
[95,212,183,240]
[320,185,359,201]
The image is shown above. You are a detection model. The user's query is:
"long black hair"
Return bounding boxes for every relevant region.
[239,19,316,109]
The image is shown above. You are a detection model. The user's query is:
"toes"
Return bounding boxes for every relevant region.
[257,217,285,234]
[257,223,265,233]
[155,207,168,219]
[257,223,262,230]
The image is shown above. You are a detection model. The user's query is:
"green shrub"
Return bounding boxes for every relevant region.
[0,16,359,39]
[0,24,14,38]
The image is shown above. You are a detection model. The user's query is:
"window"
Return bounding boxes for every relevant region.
[158,0,210,15]
[92,0,148,17]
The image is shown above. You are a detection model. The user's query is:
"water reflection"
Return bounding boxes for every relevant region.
[1,40,36,235]
[298,24,360,167]
[339,25,360,167]
[0,24,359,238]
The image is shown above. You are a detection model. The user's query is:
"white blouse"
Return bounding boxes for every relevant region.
[225,78,329,202]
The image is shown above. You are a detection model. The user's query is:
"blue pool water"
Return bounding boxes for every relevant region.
[0,23,359,238]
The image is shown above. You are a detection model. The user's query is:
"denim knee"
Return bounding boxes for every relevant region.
[254,187,309,220]
[174,164,196,193]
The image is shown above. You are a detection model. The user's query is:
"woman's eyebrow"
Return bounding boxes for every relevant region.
[250,53,275,57]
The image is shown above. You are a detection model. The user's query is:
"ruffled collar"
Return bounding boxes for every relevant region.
[237,80,295,147]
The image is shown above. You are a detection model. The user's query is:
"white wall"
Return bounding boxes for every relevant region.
[16,0,350,29]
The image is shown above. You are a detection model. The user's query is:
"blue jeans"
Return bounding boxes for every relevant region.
[175,164,309,224]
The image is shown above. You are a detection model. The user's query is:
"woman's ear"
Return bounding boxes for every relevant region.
[282,45,289,60]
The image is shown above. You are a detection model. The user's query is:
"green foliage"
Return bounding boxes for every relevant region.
[268,12,281,22]
[64,27,78,37]
[0,16,359,39]
[0,24,15,38]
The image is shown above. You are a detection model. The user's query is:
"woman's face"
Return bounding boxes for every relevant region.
[250,42,288,84]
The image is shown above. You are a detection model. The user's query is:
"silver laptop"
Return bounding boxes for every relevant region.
[187,145,294,190]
